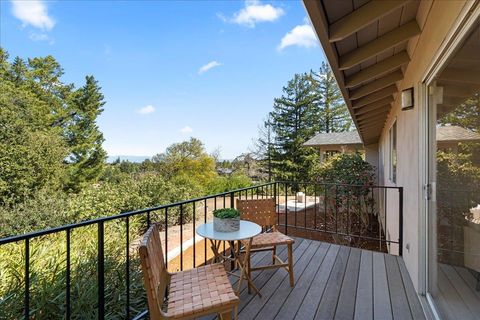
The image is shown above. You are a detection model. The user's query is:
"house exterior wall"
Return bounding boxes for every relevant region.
[377,0,470,291]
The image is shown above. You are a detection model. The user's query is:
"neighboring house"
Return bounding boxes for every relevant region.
[304,126,480,161]
[303,131,363,162]
[436,125,480,151]
[304,1,480,319]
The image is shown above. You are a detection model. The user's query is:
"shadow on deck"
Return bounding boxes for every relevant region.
[202,237,425,320]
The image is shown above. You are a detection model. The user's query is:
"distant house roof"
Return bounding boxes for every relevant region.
[436,126,480,142]
[303,126,480,148]
[303,131,362,147]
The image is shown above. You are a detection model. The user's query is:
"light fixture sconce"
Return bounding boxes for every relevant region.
[401,87,414,110]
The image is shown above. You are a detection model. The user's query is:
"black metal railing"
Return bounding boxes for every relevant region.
[0,181,403,319]
[275,181,403,255]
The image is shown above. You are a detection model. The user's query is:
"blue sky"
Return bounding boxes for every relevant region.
[1,0,325,159]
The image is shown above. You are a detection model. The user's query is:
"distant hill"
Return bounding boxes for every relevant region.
[107,155,151,163]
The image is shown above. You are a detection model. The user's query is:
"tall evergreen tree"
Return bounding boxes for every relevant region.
[65,76,107,191]
[311,62,352,133]
[255,116,275,181]
[268,73,319,181]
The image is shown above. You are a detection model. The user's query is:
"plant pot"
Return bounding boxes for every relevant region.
[213,217,240,232]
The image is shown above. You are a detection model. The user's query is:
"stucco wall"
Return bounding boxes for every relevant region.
[377,0,469,292]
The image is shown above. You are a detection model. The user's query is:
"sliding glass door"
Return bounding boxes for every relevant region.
[426,19,480,319]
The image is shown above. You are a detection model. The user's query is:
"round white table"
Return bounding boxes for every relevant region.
[196,220,262,296]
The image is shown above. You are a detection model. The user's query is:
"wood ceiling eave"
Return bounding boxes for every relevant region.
[304,0,422,145]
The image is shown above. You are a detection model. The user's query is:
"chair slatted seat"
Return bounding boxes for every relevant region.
[139,224,239,320]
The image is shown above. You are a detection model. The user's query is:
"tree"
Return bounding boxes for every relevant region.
[268,73,319,181]
[64,76,107,191]
[439,92,480,132]
[152,138,217,188]
[255,116,275,180]
[0,49,68,203]
[310,62,352,133]
[0,48,107,201]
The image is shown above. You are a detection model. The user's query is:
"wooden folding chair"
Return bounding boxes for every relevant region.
[236,198,295,289]
[138,224,239,319]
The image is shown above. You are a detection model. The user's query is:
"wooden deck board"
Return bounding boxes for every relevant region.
[314,245,351,319]
[373,251,393,320]
[385,254,412,320]
[274,242,330,320]
[253,241,321,320]
[197,238,425,320]
[294,244,340,320]
[238,240,312,319]
[396,256,426,320]
[354,250,373,320]
[335,247,361,320]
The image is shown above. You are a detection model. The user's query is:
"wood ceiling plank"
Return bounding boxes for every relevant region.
[352,85,397,109]
[329,0,409,42]
[357,108,390,121]
[345,51,410,88]
[350,70,404,100]
[358,113,388,126]
[354,97,394,116]
[338,20,420,70]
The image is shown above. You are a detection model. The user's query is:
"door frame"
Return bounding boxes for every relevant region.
[420,2,480,318]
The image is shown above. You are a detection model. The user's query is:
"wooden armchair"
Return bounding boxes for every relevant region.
[236,198,295,288]
[138,224,239,319]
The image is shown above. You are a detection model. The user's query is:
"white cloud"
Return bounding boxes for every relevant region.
[198,61,222,74]
[11,0,55,30]
[28,31,54,44]
[180,126,193,134]
[220,0,284,28]
[278,24,317,51]
[137,105,155,115]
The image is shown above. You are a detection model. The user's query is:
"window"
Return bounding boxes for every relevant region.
[324,150,339,160]
[389,121,397,183]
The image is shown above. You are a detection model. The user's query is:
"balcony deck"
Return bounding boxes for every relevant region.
[203,237,425,320]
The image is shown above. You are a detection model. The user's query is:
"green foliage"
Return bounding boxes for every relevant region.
[0,48,106,202]
[152,138,218,191]
[317,153,375,186]
[257,64,352,182]
[213,208,240,219]
[64,76,107,192]
[438,93,480,132]
[0,223,147,319]
[267,73,320,181]
[310,62,352,133]
[207,173,252,194]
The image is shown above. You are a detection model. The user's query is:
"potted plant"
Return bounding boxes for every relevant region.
[213,208,240,232]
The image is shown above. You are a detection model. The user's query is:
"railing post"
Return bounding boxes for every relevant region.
[97,221,105,320]
[230,192,235,270]
[398,187,404,256]
[66,229,71,320]
[24,238,30,320]
[284,182,288,235]
[125,218,130,319]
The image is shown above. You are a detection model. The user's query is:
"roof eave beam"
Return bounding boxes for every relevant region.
[352,85,397,109]
[339,20,421,70]
[350,70,403,100]
[329,0,410,42]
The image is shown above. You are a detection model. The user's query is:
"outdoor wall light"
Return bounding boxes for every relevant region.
[401,87,414,110]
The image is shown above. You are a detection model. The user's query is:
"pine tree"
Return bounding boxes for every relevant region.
[268,73,319,181]
[255,116,275,181]
[311,62,352,133]
[65,76,107,191]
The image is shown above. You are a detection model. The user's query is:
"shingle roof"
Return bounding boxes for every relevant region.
[303,131,362,147]
[304,126,480,148]
[436,126,480,142]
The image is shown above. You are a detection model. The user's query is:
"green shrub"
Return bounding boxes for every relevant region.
[213,208,240,219]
